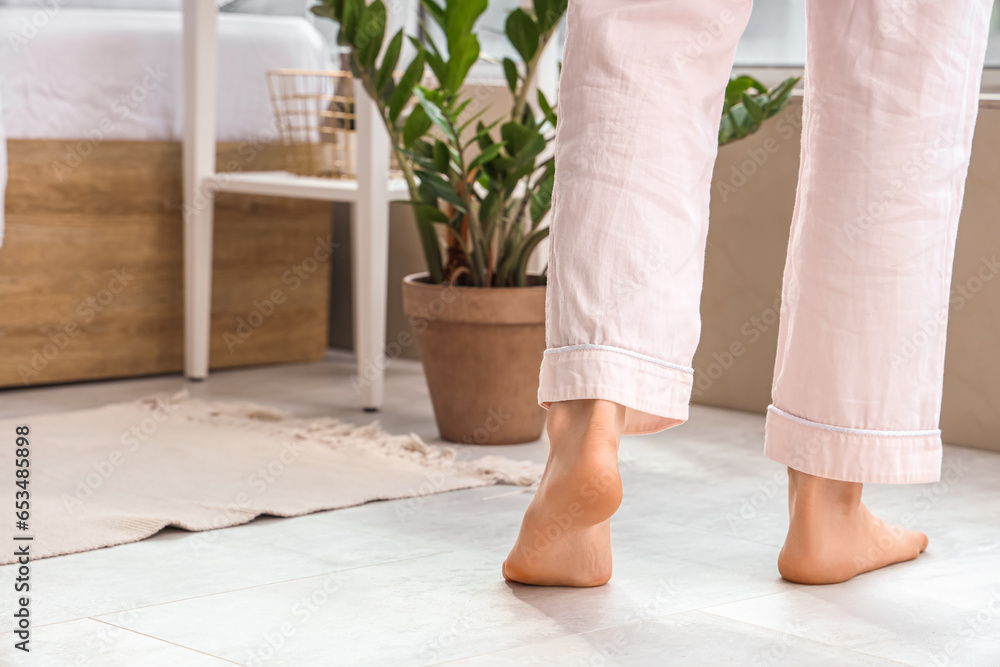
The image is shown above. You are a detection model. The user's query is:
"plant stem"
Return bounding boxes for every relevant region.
[442,106,489,286]
[511,30,553,122]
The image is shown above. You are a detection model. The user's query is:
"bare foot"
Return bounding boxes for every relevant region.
[502,399,626,587]
[778,468,929,584]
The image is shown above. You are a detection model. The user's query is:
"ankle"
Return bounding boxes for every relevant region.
[788,468,863,514]
[547,400,626,439]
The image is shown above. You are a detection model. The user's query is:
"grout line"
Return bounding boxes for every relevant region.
[34,550,459,630]
[425,605,918,667]
[693,610,917,666]
[479,488,533,501]
[95,551,450,614]
[417,612,687,667]
[629,516,788,553]
[696,588,802,613]
[87,617,247,665]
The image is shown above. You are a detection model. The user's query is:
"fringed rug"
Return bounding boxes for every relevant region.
[0,392,543,564]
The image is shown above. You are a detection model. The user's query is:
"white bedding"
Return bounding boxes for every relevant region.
[0,8,328,141]
[0,98,5,247]
[0,8,329,246]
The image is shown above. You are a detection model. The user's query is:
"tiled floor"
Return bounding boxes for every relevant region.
[1,351,998,666]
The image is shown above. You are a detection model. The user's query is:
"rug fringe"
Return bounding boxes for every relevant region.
[131,393,544,487]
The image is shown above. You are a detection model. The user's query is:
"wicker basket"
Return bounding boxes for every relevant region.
[266,69,357,178]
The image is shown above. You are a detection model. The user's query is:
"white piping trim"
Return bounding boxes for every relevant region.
[544,344,695,374]
[768,405,941,438]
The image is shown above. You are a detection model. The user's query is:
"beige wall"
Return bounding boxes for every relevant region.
[331,92,1000,453]
[328,200,425,360]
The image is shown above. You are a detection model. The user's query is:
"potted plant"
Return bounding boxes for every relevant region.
[311,0,799,444]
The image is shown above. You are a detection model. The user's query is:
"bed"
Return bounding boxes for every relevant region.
[0,7,337,387]
[0,8,326,143]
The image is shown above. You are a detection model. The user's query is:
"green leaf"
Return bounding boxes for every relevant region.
[503,58,518,94]
[480,189,500,229]
[413,215,445,284]
[533,0,567,33]
[412,138,434,159]
[468,141,506,172]
[513,226,550,286]
[500,122,532,156]
[418,179,439,206]
[418,0,445,28]
[537,89,557,127]
[412,86,458,144]
[502,163,537,192]
[501,122,545,162]
[445,0,488,51]
[412,35,446,87]
[475,121,494,151]
[444,33,480,94]
[453,97,473,119]
[530,161,555,224]
[433,139,450,173]
[403,104,432,148]
[310,0,344,21]
[338,0,362,47]
[491,156,518,171]
[413,203,449,224]
[741,92,765,123]
[375,30,403,96]
[488,155,518,182]
[416,169,465,210]
[718,113,734,145]
[725,75,764,106]
[389,51,425,123]
[404,151,437,173]
[519,100,536,127]
[506,9,540,63]
[763,76,800,115]
[310,4,336,21]
[474,119,501,150]
[356,0,386,69]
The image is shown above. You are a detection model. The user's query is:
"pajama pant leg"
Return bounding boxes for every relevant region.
[764,0,994,484]
[538,0,754,436]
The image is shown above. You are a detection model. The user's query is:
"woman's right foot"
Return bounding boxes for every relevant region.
[502,399,626,587]
[778,468,929,585]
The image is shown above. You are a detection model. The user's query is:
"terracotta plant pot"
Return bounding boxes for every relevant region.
[401,273,547,445]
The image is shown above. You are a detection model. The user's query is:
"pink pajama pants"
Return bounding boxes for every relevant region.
[538,0,993,484]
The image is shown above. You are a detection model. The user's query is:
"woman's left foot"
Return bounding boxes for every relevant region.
[777,468,929,585]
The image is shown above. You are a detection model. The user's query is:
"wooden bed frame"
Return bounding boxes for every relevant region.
[0,140,332,388]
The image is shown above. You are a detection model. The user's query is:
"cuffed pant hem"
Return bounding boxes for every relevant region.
[538,347,692,436]
[764,405,943,484]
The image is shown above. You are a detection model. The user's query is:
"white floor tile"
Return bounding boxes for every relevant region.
[704,562,1000,667]
[0,511,438,627]
[444,610,909,667]
[0,618,236,666]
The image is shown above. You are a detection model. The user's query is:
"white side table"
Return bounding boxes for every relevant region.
[182,0,402,411]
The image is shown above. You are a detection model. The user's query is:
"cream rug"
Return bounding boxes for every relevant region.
[0,393,543,564]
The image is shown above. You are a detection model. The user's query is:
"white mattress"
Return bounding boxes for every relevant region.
[0,105,5,246]
[0,8,328,142]
[0,8,329,246]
